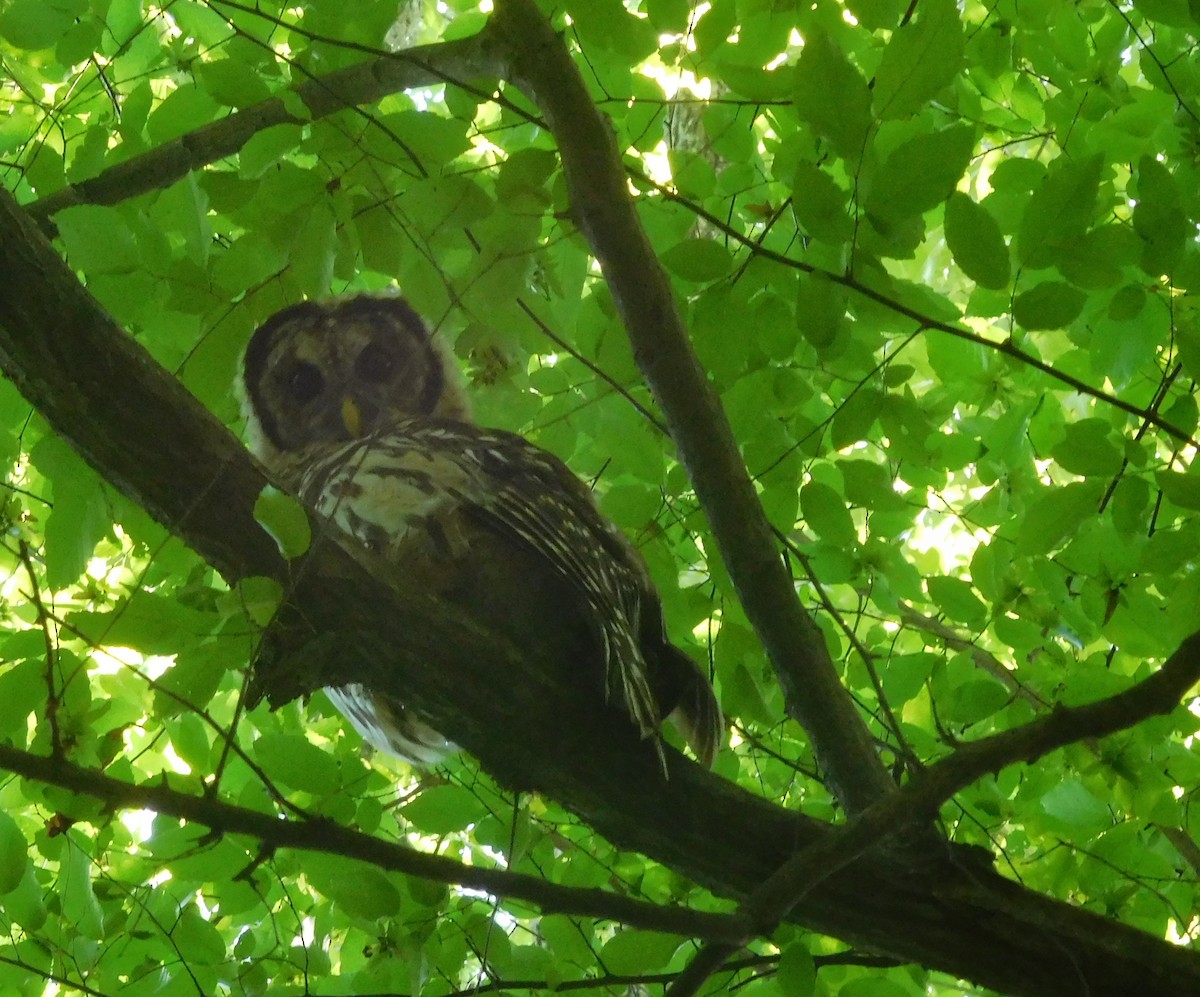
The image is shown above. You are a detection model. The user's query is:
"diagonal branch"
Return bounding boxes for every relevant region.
[667,629,1200,996]
[488,0,896,816]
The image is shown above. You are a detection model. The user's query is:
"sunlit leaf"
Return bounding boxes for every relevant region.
[0,810,28,894]
[402,785,489,835]
[303,855,402,919]
[254,732,341,796]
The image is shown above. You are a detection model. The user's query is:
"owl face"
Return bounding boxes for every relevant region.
[240,296,471,463]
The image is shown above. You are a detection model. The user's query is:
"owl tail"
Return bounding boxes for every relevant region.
[656,645,724,768]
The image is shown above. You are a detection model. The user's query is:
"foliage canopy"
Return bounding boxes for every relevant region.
[2,0,1200,995]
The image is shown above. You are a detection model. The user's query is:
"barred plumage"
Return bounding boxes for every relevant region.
[241,295,722,769]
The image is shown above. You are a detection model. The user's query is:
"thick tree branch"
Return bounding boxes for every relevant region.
[489,0,896,816]
[669,631,1200,994]
[4,185,1200,996]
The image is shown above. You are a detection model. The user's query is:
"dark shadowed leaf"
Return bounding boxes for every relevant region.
[944,192,1010,289]
[794,31,873,160]
[873,0,965,118]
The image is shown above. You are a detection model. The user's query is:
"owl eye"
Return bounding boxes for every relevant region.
[287,362,324,403]
[355,342,397,383]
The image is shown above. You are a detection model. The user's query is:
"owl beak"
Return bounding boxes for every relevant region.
[341,396,363,437]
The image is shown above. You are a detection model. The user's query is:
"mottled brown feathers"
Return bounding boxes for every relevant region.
[241,295,722,768]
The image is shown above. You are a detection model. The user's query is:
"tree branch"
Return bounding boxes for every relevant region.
[669,630,1200,995]
[24,28,503,230]
[0,744,745,942]
[488,0,896,816]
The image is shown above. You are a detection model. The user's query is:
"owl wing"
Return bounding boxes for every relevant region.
[284,421,721,766]
[441,425,664,741]
[287,424,666,743]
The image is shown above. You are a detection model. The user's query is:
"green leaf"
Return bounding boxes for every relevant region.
[402,785,489,835]
[211,237,290,295]
[945,677,1009,724]
[872,0,965,119]
[1013,281,1087,330]
[1016,154,1104,269]
[67,592,217,655]
[59,833,103,941]
[194,59,273,108]
[0,810,29,895]
[944,192,1010,289]
[882,653,937,706]
[0,863,46,932]
[645,0,692,32]
[1041,779,1111,830]
[794,31,873,161]
[238,124,305,180]
[791,161,852,244]
[55,205,140,274]
[568,0,657,60]
[254,732,341,796]
[174,905,226,965]
[43,485,108,590]
[867,125,975,220]
[692,0,736,56]
[168,714,212,774]
[1015,482,1104,555]
[1133,154,1187,276]
[0,0,76,50]
[0,659,46,741]
[796,272,847,348]
[1163,393,1200,438]
[660,238,733,281]
[303,855,402,919]
[382,110,472,166]
[1156,470,1200,510]
[598,930,681,975]
[146,85,221,145]
[800,481,856,546]
[845,0,903,31]
[926,576,988,626]
[1050,419,1124,477]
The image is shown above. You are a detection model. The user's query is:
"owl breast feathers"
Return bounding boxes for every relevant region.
[240,295,722,769]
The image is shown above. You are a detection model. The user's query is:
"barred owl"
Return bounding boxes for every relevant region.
[240,295,722,768]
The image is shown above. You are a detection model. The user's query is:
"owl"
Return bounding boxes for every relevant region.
[240,295,722,768]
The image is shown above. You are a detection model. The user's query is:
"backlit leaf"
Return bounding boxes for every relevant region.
[1016,154,1104,268]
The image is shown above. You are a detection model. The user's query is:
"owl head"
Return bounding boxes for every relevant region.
[240,295,472,465]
